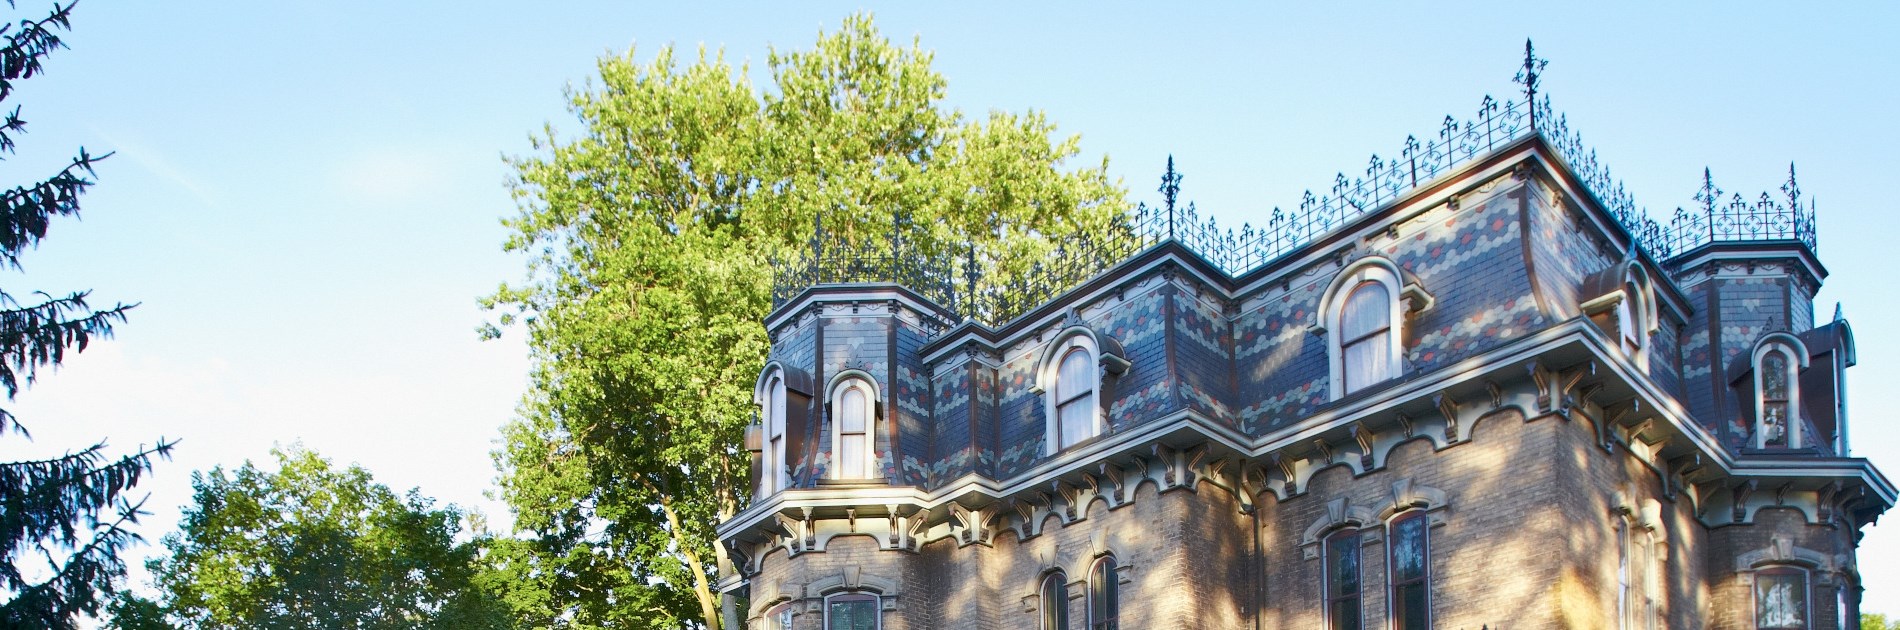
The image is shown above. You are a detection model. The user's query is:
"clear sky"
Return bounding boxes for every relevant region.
[9,0,1899,620]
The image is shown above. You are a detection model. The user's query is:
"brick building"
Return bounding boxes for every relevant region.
[716,57,1892,630]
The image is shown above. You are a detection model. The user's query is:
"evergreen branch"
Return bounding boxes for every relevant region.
[0,148,110,266]
[0,495,146,630]
[0,290,135,402]
[0,1,74,108]
[0,439,174,586]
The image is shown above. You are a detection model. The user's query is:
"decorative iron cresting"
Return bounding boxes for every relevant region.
[772,41,1819,331]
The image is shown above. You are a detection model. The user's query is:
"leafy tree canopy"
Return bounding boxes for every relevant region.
[485,13,1130,629]
[133,446,511,630]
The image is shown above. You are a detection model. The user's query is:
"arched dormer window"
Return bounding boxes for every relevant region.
[1752,334,1809,450]
[828,374,880,480]
[1040,571,1070,630]
[1318,257,1430,400]
[1582,261,1658,369]
[1340,281,1394,395]
[1617,267,1654,364]
[1088,555,1118,630]
[754,370,791,496]
[1038,328,1127,455]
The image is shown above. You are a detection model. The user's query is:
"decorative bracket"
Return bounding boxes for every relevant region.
[1352,422,1376,470]
[1732,479,1759,523]
[1434,391,1460,442]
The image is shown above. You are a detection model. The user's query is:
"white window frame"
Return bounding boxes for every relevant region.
[1041,333,1104,455]
[827,374,881,481]
[1752,335,1809,450]
[1615,514,1662,630]
[755,370,791,496]
[1322,261,1405,400]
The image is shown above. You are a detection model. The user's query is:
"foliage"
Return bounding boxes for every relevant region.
[137,447,512,629]
[485,13,1129,629]
[0,2,173,628]
[1867,613,1900,630]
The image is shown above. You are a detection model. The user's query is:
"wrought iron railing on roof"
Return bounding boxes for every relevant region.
[771,42,1820,329]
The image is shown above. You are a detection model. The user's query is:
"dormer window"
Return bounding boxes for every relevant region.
[1055,346,1096,451]
[1618,278,1649,356]
[1751,335,1808,450]
[757,372,790,496]
[1041,328,1125,456]
[1340,281,1394,394]
[1581,262,1657,369]
[1320,257,1429,400]
[829,375,880,480]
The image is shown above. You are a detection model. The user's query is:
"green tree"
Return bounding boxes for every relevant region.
[1867,612,1900,630]
[0,2,173,628]
[485,14,1129,629]
[139,447,512,629]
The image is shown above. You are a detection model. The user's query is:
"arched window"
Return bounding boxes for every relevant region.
[765,601,795,630]
[1088,556,1118,630]
[1041,571,1070,630]
[1754,566,1809,629]
[1056,347,1095,450]
[830,377,878,480]
[1617,280,1644,357]
[1615,265,1655,368]
[824,592,880,630]
[1321,259,1415,400]
[759,373,790,496]
[1753,338,1806,450]
[1387,511,1429,630]
[1617,518,1660,630]
[1324,528,1361,630]
[1043,333,1104,455]
[1340,282,1394,395]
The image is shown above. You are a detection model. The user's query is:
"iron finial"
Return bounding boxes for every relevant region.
[1514,39,1548,127]
[1160,156,1183,239]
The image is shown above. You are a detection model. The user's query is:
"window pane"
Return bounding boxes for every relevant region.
[1059,348,1093,400]
[1762,402,1789,447]
[1059,399,1092,449]
[1342,334,1391,394]
[840,434,865,479]
[1340,282,1390,340]
[1762,350,1789,399]
[770,379,786,435]
[840,387,867,432]
[1755,572,1807,629]
[1330,596,1362,630]
[1390,514,1426,582]
[1394,583,1427,630]
[828,598,878,630]
[1329,531,1360,593]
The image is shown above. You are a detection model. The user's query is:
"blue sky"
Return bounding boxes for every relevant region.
[9,1,1899,619]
